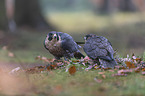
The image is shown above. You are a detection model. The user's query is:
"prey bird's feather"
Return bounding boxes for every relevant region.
[83,34,117,68]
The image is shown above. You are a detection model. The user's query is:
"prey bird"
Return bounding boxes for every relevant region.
[44,31,84,60]
[83,34,117,68]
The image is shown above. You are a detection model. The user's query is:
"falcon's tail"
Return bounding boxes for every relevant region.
[74,51,85,59]
[99,59,117,69]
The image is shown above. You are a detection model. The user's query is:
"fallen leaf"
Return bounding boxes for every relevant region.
[98,87,106,91]
[53,85,62,95]
[69,65,76,75]
[118,69,132,74]
[142,67,145,71]
[94,78,102,83]
[101,75,106,79]
[25,66,45,74]
[103,67,112,70]
[8,52,14,57]
[41,57,49,62]
[72,60,80,63]
[94,65,100,69]
[35,56,41,60]
[108,70,114,72]
[98,72,105,75]
[142,72,145,75]
[134,67,141,73]
[46,64,58,71]
[115,66,126,70]
[9,67,21,74]
[84,56,90,60]
[2,46,7,50]
[112,73,127,77]
[133,58,142,63]
[47,58,55,62]
[125,61,135,69]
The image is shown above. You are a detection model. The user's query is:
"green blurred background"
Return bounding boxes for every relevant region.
[1,0,145,63]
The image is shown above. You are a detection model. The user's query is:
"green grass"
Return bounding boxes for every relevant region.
[4,69,144,96]
[47,11,145,33]
[0,48,52,63]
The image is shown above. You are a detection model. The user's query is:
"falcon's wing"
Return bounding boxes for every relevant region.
[84,36,114,61]
[83,38,100,59]
[59,33,78,53]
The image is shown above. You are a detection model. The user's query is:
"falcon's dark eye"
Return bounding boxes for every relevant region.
[85,34,91,40]
[56,33,59,41]
[48,33,53,41]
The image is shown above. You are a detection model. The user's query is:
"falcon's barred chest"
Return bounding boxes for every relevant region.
[45,36,65,57]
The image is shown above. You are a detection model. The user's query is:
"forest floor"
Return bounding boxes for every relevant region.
[0,60,145,96]
[1,12,145,95]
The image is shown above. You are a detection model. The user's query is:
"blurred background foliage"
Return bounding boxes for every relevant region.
[1,0,145,63]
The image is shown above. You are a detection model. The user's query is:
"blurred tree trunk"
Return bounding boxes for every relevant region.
[98,0,112,14]
[119,0,137,12]
[97,0,137,13]
[0,0,7,30]
[90,0,138,14]
[14,0,53,30]
[65,0,76,7]
[91,0,117,14]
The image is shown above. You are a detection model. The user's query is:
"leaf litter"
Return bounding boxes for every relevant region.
[9,53,145,77]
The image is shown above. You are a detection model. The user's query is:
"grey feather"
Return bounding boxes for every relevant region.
[83,34,117,68]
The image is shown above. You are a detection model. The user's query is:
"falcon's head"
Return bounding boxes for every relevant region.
[46,31,60,42]
[84,34,96,41]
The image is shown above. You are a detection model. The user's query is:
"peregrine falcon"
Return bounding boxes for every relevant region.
[44,31,84,60]
[83,34,117,68]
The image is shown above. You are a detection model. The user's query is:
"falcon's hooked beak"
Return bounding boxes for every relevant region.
[84,36,87,42]
[84,37,86,40]
[53,34,57,39]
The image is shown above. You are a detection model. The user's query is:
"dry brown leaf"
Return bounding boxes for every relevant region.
[35,56,41,60]
[102,75,106,79]
[98,72,105,75]
[8,52,14,57]
[47,58,55,62]
[125,61,135,69]
[53,85,63,95]
[72,60,80,63]
[131,54,142,63]
[118,69,132,74]
[69,65,76,75]
[134,67,141,73]
[25,66,45,74]
[133,58,142,63]
[142,72,145,75]
[108,70,114,72]
[94,78,102,83]
[112,73,127,77]
[115,66,126,70]
[2,46,7,50]
[142,67,145,71]
[84,56,90,60]
[102,67,112,70]
[41,57,49,62]
[46,64,58,71]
